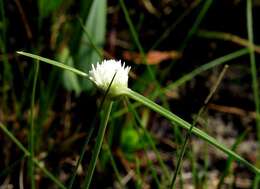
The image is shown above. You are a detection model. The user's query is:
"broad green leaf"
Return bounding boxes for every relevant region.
[58,48,82,95]
[76,0,107,91]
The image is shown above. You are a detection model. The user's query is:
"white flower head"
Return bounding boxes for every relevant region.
[89,59,131,97]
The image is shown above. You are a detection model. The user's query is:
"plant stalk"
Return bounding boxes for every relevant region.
[124,88,260,175]
[82,101,113,189]
[0,123,66,189]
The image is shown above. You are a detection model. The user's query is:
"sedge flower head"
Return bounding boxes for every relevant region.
[89,60,131,97]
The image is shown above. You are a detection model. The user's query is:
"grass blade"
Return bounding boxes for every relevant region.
[68,75,114,188]
[0,155,26,179]
[124,88,260,175]
[0,123,66,189]
[125,98,171,181]
[164,48,248,91]
[28,60,39,189]
[180,0,213,50]
[67,127,94,189]
[104,141,124,188]
[197,30,260,53]
[150,0,201,50]
[82,101,113,189]
[217,129,249,189]
[119,0,158,86]
[81,72,117,189]
[16,51,88,77]
[246,0,260,187]
[170,65,229,189]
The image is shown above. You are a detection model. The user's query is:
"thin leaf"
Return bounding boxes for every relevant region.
[124,88,260,175]
[0,123,66,189]
[16,51,88,77]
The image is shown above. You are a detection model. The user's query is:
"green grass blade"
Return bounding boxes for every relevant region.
[164,48,248,91]
[16,51,88,77]
[246,0,260,187]
[170,65,228,189]
[135,157,142,189]
[68,127,94,189]
[82,101,113,189]
[0,123,66,189]
[119,0,145,62]
[125,98,171,181]
[104,142,124,188]
[150,0,201,50]
[81,71,117,189]
[217,130,249,189]
[68,73,117,189]
[180,0,213,50]
[0,123,29,155]
[28,60,39,189]
[247,0,260,150]
[119,0,158,85]
[0,155,26,179]
[124,88,260,175]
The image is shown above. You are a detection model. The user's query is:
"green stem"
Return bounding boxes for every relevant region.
[126,98,171,180]
[170,107,204,189]
[29,60,39,189]
[82,101,113,189]
[246,0,260,187]
[68,127,94,189]
[119,0,158,86]
[104,142,124,189]
[68,74,116,189]
[124,88,260,175]
[217,130,249,189]
[0,123,66,189]
[171,65,228,188]
[180,0,213,50]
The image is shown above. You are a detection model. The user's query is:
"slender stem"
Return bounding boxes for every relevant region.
[29,60,39,189]
[150,0,201,50]
[170,108,204,189]
[217,130,249,189]
[104,141,124,189]
[124,88,260,175]
[0,123,29,155]
[170,65,229,188]
[180,0,213,51]
[125,98,170,180]
[0,123,66,189]
[0,155,26,178]
[82,101,113,189]
[119,0,158,86]
[69,73,117,188]
[246,0,260,187]
[68,127,94,189]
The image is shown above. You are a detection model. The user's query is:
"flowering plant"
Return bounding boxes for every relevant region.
[89,60,130,97]
[16,51,260,189]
